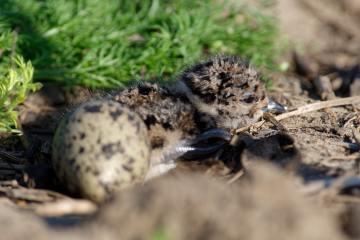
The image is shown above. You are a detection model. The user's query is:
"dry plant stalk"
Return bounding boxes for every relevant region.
[34,199,97,217]
[0,183,98,216]
[226,169,245,184]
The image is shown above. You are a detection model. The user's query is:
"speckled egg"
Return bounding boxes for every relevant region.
[52,100,151,203]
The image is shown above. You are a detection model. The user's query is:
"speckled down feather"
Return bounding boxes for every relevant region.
[113,82,202,148]
[52,55,271,202]
[176,55,269,129]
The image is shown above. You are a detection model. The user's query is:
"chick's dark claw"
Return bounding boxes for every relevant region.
[181,128,231,160]
[145,128,231,179]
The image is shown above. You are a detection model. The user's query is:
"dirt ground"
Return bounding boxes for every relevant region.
[1,0,360,239]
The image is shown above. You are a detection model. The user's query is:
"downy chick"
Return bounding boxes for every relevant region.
[174,55,269,130]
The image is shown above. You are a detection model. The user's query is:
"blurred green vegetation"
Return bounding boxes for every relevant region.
[0,0,284,133]
[0,54,41,133]
[151,228,170,240]
[0,0,283,88]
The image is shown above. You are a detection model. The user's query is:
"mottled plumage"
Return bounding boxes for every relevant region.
[112,82,204,178]
[175,55,269,129]
[52,56,273,201]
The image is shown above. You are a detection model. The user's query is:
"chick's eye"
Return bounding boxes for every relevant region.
[241,92,256,103]
[223,92,234,99]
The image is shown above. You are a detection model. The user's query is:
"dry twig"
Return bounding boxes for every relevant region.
[226,169,245,184]
[331,195,360,204]
[0,184,98,216]
[34,199,97,217]
[0,187,58,202]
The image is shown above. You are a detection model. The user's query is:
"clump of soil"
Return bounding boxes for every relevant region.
[0,202,52,240]
[83,164,345,240]
[0,163,347,240]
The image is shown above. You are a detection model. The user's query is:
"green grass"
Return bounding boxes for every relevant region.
[0,54,41,134]
[0,0,284,133]
[0,0,283,88]
[0,30,39,134]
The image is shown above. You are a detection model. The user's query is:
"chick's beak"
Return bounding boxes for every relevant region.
[262,99,287,114]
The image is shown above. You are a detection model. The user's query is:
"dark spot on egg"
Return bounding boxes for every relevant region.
[101,141,124,159]
[102,143,116,159]
[84,166,91,173]
[79,146,85,154]
[110,108,123,121]
[92,169,100,176]
[84,104,102,113]
[79,132,86,139]
[122,164,133,172]
[128,157,135,164]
